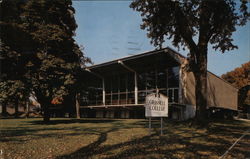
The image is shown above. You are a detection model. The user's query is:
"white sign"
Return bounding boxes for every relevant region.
[145,93,168,117]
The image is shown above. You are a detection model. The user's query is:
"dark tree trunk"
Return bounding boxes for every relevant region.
[14,99,19,118]
[43,103,50,123]
[40,99,51,123]
[76,93,80,119]
[35,92,51,123]
[25,99,29,118]
[1,101,7,116]
[194,70,208,125]
[193,46,209,125]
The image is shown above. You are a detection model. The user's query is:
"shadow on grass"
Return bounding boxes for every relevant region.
[0,118,147,143]
[1,118,249,159]
[55,130,212,159]
[55,130,158,159]
[55,119,250,159]
[0,126,76,143]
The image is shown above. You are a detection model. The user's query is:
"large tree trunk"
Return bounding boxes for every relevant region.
[40,99,51,123]
[43,103,50,123]
[36,92,51,123]
[194,70,208,125]
[14,98,19,118]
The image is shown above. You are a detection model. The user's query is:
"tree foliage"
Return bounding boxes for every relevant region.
[222,62,250,89]
[130,0,249,51]
[0,0,90,121]
[130,0,249,124]
[222,62,250,110]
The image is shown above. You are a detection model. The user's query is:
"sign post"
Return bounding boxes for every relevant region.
[161,117,163,135]
[149,117,151,135]
[145,93,168,135]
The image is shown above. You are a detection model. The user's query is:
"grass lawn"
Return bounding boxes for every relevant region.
[0,118,249,159]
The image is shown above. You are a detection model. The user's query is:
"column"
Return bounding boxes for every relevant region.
[102,78,105,105]
[135,72,138,105]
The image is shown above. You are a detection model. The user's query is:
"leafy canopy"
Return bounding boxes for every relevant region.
[0,0,90,105]
[222,62,250,89]
[130,0,249,54]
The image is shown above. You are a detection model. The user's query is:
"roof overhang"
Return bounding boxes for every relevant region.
[85,47,186,76]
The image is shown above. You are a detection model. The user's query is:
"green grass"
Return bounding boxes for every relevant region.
[0,118,249,159]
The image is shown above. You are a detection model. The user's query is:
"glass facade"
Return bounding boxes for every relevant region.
[81,66,180,106]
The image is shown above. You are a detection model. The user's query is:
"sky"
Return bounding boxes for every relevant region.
[72,1,250,76]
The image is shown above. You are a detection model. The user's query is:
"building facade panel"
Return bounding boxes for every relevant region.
[184,71,238,110]
[207,72,238,110]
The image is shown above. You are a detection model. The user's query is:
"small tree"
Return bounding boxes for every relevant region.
[130,0,249,124]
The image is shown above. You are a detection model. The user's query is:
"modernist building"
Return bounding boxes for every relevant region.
[79,48,238,120]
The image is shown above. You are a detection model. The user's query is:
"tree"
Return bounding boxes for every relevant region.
[130,0,250,124]
[0,0,90,122]
[0,0,33,117]
[222,62,250,111]
[222,62,250,89]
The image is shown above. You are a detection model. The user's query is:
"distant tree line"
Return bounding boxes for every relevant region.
[0,0,90,122]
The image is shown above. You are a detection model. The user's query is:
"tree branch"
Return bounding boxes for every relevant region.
[173,2,198,65]
[198,1,212,48]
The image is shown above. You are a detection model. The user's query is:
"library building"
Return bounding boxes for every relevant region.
[78,48,238,120]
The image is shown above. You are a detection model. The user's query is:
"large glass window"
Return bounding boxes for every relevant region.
[112,75,119,92]
[167,88,179,103]
[146,70,155,90]
[81,66,180,106]
[103,72,135,105]
[157,69,167,89]
[138,92,147,104]
[105,76,112,93]
[120,74,126,92]
[138,68,167,91]
[81,77,103,106]
[168,66,179,88]
[127,73,134,92]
